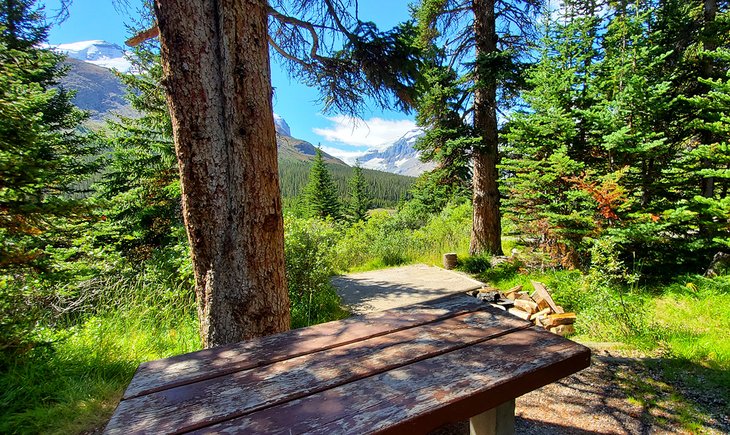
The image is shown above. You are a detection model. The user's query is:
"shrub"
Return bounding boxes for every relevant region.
[284,216,348,328]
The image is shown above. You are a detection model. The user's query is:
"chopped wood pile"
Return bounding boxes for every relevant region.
[468,280,577,336]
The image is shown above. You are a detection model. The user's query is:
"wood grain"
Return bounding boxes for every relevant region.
[122,294,483,399]
[106,308,528,434]
[192,328,590,434]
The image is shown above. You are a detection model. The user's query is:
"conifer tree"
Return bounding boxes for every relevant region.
[416,0,543,255]
[413,51,475,210]
[501,11,601,267]
[0,0,93,274]
[303,148,341,220]
[98,38,182,261]
[347,162,370,222]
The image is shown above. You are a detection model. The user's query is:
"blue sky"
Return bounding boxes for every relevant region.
[41,0,419,162]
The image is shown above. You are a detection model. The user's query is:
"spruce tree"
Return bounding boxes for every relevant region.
[413,51,475,211]
[303,148,341,220]
[99,39,183,261]
[0,0,94,350]
[0,0,93,274]
[347,162,370,222]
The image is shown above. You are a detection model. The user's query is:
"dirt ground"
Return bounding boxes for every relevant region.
[332,264,484,314]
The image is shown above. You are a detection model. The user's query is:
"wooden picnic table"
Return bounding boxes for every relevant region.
[104,293,590,434]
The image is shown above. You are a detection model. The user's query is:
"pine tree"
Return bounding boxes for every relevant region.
[416,0,543,255]
[98,39,183,261]
[413,51,475,211]
[303,148,341,220]
[0,0,95,350]
[0,0,93,274]
[346,162,371,222]
[501,10,602,268]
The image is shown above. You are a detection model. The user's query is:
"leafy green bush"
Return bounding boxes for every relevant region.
[284,216,348,328]
[458,255,492,274]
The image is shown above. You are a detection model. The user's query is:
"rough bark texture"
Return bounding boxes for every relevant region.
[154,0,289,347]
[470,0,504,256]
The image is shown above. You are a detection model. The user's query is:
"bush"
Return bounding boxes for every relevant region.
[458,255,492,274]
[284,216,348,328]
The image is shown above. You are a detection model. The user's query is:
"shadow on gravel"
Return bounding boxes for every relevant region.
[429,353,729,435]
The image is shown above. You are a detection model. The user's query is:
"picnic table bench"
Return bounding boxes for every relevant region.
[105,293,590,434]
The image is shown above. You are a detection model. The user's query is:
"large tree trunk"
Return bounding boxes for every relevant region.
[470,0,504,256]
[154,0,290,348]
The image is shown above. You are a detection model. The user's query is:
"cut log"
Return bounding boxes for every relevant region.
[505,285,522,294]
[512,299,538,314]
[542,313,576,328]
[444,253,458,270]
[507,308,531,321]
[516,291,533,301]
[530,281,563,314]
[529,308,551,322]
[549,325,575,336]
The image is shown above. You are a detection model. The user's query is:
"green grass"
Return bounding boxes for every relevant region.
[0,308,200,434]
[0,274,202,434]
[470,256,730,423]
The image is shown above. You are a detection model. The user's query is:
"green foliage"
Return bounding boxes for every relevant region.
[0,0,98,351]
[413,57,474,199]
[302,148,342,220]
[0,271,200,434]
[279,159,414,210]
[346,163,371,222]
[502,2,730,276]
[283,216,349,328]
[334,202,473,271]
[457,254,491,274]
[98,44,181,262]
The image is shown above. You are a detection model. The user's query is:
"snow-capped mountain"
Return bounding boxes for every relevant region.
[358,129,435,176]
[48,40,132,72]
[273,114,291,136]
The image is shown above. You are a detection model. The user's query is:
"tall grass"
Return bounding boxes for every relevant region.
[0,274,200,434]
[334,202,473,271]
[477,261,730,396]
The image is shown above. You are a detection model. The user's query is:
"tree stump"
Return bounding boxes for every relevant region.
[443,253,458,270]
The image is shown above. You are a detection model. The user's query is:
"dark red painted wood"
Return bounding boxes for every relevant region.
[192,329,590,434]
[104,295,591,435]
[123,293,484,399]
[106,310,529,434]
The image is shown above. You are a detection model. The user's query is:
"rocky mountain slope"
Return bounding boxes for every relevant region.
[358,129,435,176]
[52,40,430,176]
[60,58,132,122]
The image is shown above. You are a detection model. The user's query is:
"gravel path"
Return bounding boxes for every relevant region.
[331,264,484,314]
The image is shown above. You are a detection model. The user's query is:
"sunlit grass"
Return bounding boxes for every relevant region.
[0,276,201,434]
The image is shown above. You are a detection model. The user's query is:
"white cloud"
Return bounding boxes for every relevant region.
[313,115,417,150]
[319,146,367,165]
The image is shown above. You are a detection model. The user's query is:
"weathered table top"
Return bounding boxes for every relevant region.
[104,293,590,434]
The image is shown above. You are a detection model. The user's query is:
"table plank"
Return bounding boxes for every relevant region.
[105,309,529,434]
[193,328,590,434]
[123,293,483,400]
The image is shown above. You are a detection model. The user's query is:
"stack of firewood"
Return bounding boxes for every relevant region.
[470,280,577,336]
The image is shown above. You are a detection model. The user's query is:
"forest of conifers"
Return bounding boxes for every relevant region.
[1,0,729,432]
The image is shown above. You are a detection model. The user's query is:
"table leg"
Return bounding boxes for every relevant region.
[469,399,515,435]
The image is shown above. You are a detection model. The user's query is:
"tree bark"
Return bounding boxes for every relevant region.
[154,0,290,348]
[470,0,504,256]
